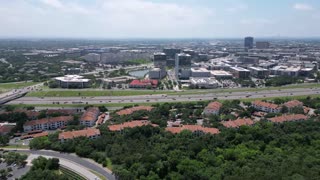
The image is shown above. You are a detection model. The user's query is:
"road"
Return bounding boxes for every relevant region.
[27,154,100,180]
[6,87,320,105]
[9,149,115,180]
[0,83,43,105]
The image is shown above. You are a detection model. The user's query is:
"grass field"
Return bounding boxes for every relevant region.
[1,145,29,149]
[26,90,173,97]
[0,82,39,91]
[26,83,320,97]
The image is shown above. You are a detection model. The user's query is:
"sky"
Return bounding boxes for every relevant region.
[0,0,319,38]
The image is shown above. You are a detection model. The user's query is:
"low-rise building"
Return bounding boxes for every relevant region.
[58,128,101,142]
[191,68,211,77]
[190,77,219,89]
[210,70,233,79]
[149,68,166,79]
[203,101,223,115]
[129,79,158,88]
[248,67,269,78]
[166,125,220,135]
[252,100,281,113]
[230,67,250,79]
[108,120,158,132]
[270,66,301,77]
[284,100,303,112]
[116,106,153,116]
[268,114,308,123]
[23,116,74,132]
[55,75,91,88]
[0,123,16,135]
[221,118,254,128]
[80,107,100,127]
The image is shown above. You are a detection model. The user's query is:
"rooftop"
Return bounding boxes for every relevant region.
[58,128,100,140]
[221,118,254,128]
[55,75,90,83]
[116,106,153,116]
[108,120,158,131]
[166,125,220,135]
[205,101,223,111]
[268,114,308,123]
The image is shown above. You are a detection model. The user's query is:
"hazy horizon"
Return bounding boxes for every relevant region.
[1,0,319,39]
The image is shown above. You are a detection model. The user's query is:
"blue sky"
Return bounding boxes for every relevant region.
[0,0,319,38]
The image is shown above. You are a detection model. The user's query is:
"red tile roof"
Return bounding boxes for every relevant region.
[205,101,222,111]
[129,79,158,87]
[0,125,15,134]
[96,113,105,125]
[166,125,220,135]
[58,128,100,140]
[284,100,303,108]
[268,114,308,123]
[24,116,74,126]
[47,109,77,115]
[108,120,158,131]
[116,106,153,116]
[81,107,100,122]
[21,131,48,139]
[253,100,280,109]
[221,118,255,128]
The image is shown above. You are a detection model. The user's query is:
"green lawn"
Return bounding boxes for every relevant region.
[1,145,29,149]
[26,90,173,97]
[26,83,320,97]
[0,82,39,90]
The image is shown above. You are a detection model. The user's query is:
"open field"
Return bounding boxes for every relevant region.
[26,90,173,97]
[0,82,39,90]
[26,83,320,97]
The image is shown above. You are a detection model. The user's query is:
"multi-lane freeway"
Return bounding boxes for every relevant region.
[6,87,320,105]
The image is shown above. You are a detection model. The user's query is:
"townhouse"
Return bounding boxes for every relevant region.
[23,116,74,132]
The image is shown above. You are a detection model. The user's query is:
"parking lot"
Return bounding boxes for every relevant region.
[0,151,30,179]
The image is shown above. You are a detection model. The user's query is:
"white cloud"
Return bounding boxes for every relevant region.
[226,4,248,13]
[293,3,314,11]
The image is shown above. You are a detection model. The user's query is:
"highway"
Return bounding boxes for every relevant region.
[6,87,320,105]
[9,149,115,180]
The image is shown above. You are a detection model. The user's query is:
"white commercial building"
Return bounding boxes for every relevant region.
[149,68,167,79]
[210,70,233,79]
[55,75,91,88]
[191,68,211,77]
[190,77,219,89]
[270,66,301,77]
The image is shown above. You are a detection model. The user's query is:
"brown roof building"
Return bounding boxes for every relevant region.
[21,131,49,140]
[58,128,101,142]
[284,100,303,111]
[108,120,158,131]
[23,116,73,132]
[166,125,220,135]
[252,100,281,113]
[268,114,308,123]
[203,101,223,116]
[80,107,100,127]
[221,118,255,128]
[116,106,153,116]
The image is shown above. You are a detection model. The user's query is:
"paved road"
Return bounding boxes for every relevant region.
[27,154,100,180]
[10,149,115,180]
[7,87,320,105]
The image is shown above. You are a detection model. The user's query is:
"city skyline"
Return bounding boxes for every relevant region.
[0,0,319,38]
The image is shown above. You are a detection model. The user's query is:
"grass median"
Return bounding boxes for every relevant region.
[26,83,320,97]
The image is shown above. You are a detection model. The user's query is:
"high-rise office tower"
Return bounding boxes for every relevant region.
[244,37,254,49]
[175,53,191,79]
